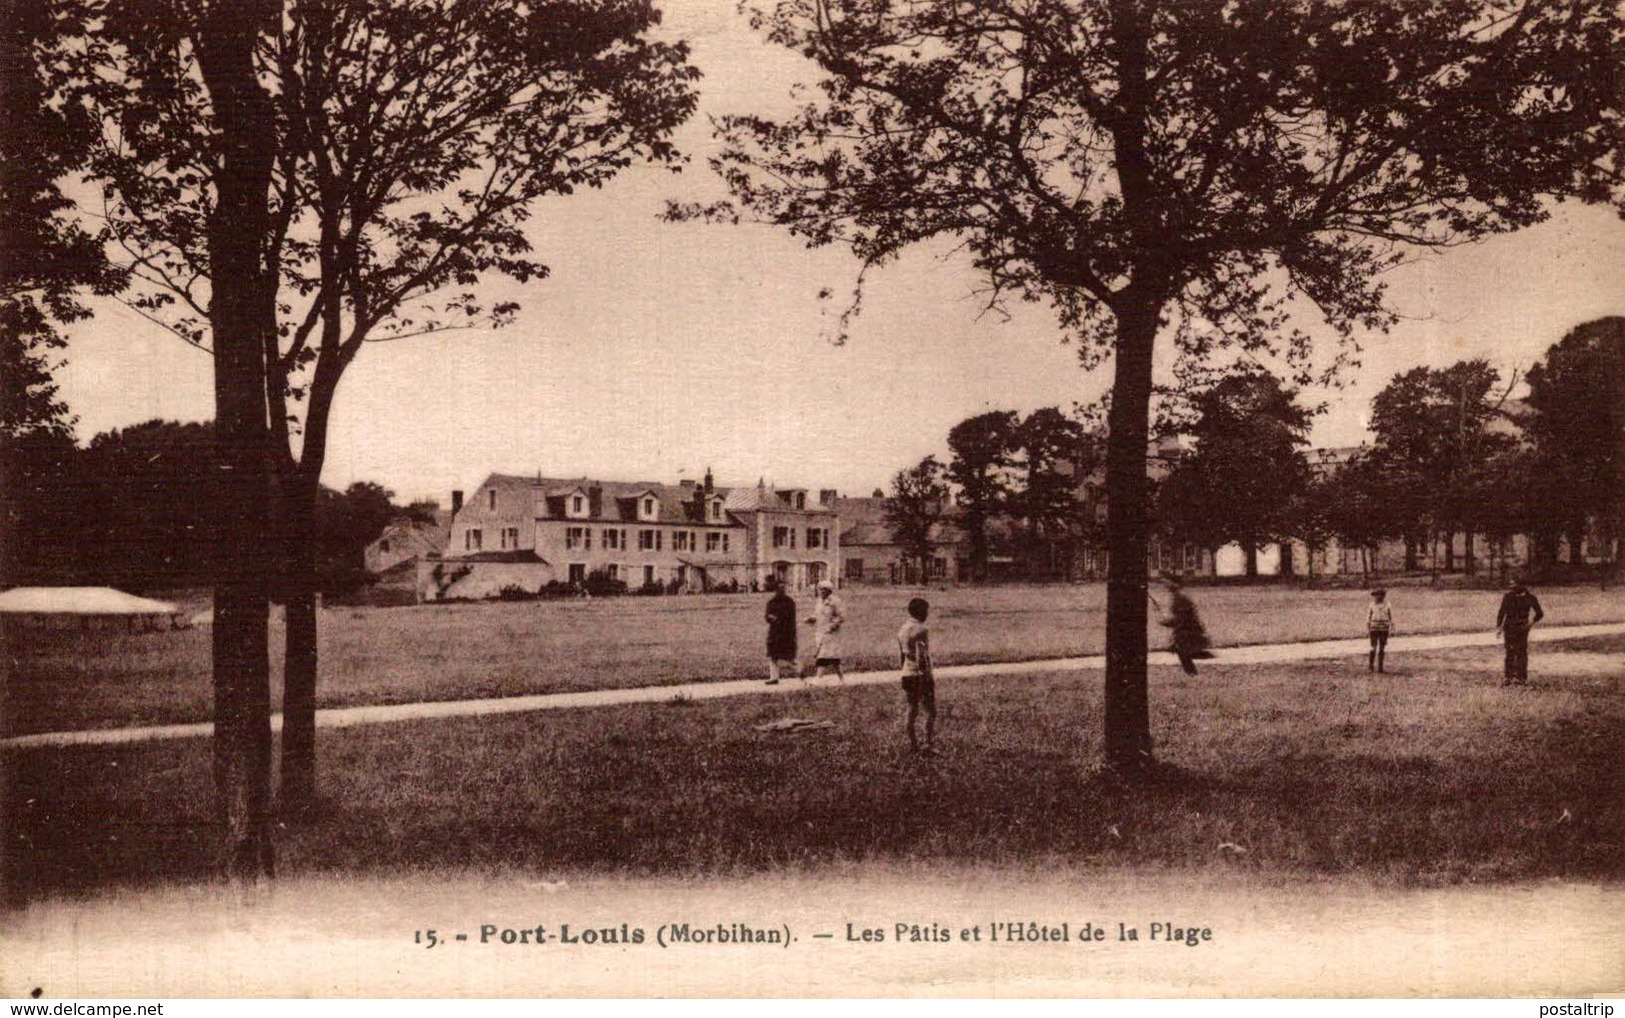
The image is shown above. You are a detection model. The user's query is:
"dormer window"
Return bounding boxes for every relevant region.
[794,492,806,509]
[641,496,657,521]
[708,499,722,522]
[561,488,590,519]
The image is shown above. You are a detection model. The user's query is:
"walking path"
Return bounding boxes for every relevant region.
[6,622,1623,751]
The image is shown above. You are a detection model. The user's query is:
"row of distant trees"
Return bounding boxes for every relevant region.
[2,419,427,593]
[886,317,1623,582]
[1161,318,1623,579]
[883,407,1104,582]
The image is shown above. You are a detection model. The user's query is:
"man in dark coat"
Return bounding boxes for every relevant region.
[1159,576,1210,676]
[1496,577,1545,686]
[764,580,797,684]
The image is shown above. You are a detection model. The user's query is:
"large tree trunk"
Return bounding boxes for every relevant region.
[281,355,341,809]
[1535,529,1560,570]
[279,485,319,811]
[1243,543,1259,577]
[1403,534,1417,572]
[1102,305,1157,773]
[198,0,280,885]
[969,517,988,582]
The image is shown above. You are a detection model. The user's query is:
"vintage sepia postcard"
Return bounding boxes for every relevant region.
[2,0,1622,999]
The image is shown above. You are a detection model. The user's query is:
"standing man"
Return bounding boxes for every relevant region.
[1495,577,1545,686]
[764,579,797,685]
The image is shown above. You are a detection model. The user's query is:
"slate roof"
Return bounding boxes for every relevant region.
[722,484,836,515]
[831,496,887,528]
[389,508,453,537]
[833,496,962,547]
[475,474,741,525]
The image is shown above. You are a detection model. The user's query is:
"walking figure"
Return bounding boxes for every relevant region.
[1496,577,1544,686]
[763,580,797,685]
[805,579,845,680]
[1366,588,1393,673]
[1157,576,1210,676]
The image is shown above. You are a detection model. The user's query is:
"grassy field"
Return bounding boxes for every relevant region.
[6,582,1623,737]
[6,634,1620,901]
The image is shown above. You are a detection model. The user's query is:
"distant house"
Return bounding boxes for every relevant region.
[419,470,840,601]
[834,496,963,585]
[365,507,454,574]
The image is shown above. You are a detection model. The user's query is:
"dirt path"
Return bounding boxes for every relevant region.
[6,622,1622,751]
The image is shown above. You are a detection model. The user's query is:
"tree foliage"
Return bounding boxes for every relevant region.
[945,409,1019,578]
[933,406,1098,578]
[1367,359,1518,567]
[1155,371,1313,573]
[883,454,947,575]
[1523,316,1625,565]
[1,0,125,443]
[1013,408,1096,529]
[2,419,416,590]
[67,0,700,439]
[1318,450,1407,574]
[696,0,1619,368]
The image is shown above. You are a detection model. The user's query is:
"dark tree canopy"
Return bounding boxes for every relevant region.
[1317,451,1401,574]
[0,0,124,440]
[2,418,420,591]
[1014,407,1095,530]
[69,0,700,431]
[1009,407,1097,576]
[945,410,1019,578]
[1367,359,1518,568]
[1155,371,1314,573]
[701,0,1621,366]
[883,454,948,575]
[1524,316,1625,564]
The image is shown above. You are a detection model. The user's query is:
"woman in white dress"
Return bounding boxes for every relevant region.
[805,580,846,680]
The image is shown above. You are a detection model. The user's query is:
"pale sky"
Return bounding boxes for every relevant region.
[55,2,1625,506]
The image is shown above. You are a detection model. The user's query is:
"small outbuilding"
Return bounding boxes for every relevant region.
[0,586,189,632]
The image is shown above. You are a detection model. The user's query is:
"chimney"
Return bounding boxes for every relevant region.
[451,490,464,515]
[819,489,837,506]
[703,468,714,494]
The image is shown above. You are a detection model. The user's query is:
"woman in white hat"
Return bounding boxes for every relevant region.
[804,579,846,681]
